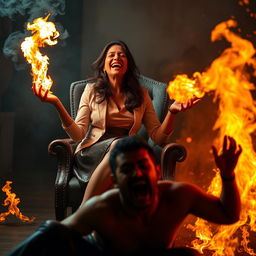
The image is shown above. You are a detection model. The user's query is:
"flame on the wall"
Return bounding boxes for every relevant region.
[21,14,59,92]
[167,19,256,255]
[0,181,35,223]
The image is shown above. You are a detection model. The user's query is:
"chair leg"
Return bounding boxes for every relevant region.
[55,205,67,221]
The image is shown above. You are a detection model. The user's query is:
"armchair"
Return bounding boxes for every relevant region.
[48,75,187,221]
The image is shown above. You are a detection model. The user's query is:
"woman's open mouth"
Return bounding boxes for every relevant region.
[111,63,122,69]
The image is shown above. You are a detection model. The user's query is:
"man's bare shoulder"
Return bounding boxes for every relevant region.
[81,188,120,211]
[157,180,193,189]
[157,180,199,199]
[157,180,202,216]
[62,189,120,234]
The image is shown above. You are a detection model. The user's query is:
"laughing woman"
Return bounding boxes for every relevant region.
[33,40,200,205]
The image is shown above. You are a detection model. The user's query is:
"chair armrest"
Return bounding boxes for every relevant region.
[48,138,77,220]
[48,138,76,182]
[161,143,187,180]
[48,138,76,156]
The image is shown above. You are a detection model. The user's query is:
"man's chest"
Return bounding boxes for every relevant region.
[95,212,184,251]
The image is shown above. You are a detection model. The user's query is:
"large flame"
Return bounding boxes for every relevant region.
[21,14,59,92]
[0,181,35,223]
[168,19,256,255]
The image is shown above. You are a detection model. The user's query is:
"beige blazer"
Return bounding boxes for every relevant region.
[63,83,171,153]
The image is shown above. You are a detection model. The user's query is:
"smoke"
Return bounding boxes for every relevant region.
[0,0,65,19]
[0,0,69,69]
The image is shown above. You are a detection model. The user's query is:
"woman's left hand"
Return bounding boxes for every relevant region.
[169,97,201,114]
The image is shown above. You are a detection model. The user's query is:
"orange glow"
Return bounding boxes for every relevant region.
[238,0,256,19]
[0,181,35,223]
[186,137,192,143]
[239,0,250,5]
[21,14,59,92]
[168,19,256,255]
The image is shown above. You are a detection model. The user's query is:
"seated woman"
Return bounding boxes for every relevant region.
[33,40,200,205]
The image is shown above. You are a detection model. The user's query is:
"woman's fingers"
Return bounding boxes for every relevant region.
[32,83,36,95]
[38,85,42,97]
[181,97,201,111]
[193,98,201,105]
[171,97,201,113]
[32,84,48,101]
[43,89,49,101]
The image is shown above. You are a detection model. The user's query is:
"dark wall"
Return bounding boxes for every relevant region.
[1,0,83,173]
[1,0,255,175]
[81,0,255,80]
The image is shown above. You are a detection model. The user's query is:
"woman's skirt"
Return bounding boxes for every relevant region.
[73,127,129,189]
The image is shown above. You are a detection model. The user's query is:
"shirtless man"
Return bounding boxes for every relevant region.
[8,135,242,256]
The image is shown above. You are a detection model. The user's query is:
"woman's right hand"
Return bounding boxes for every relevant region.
[32,84,59,105]
[32,83,74,128]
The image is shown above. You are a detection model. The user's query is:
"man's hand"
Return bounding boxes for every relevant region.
[32,84,59,105]
[169,97,201,114]
[212,135,242,179]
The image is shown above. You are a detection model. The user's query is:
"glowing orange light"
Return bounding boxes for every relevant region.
[0,181,35,223]
[186,137,192,143]
[239,0,250,5]
[21,14,59,92]
[238,0,256,19]
[168,19,256,256]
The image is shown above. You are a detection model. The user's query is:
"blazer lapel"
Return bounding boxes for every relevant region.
[98,99,107,129]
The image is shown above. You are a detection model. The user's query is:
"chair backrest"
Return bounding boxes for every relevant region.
[69,75,169,140]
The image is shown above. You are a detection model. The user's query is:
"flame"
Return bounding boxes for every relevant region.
[21,14,59,92]
[168,19,256,255]
[0,181,35,223]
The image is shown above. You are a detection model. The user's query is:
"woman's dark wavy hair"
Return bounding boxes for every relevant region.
[91,40,143,112]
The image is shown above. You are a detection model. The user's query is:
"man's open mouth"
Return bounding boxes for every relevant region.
[131,179,151,197]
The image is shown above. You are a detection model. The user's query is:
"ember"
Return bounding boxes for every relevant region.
[0,181,35,223]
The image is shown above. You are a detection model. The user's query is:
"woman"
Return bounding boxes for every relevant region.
[34,40,200,205]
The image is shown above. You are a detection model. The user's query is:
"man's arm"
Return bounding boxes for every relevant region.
[189,135,242,224]
[61,197,97,235]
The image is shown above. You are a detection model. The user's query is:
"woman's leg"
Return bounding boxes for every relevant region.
[80,139,119,206]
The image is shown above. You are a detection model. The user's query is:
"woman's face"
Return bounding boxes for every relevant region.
[103,44,128,79]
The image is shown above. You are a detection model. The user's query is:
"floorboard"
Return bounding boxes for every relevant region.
[0,170,55,256]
